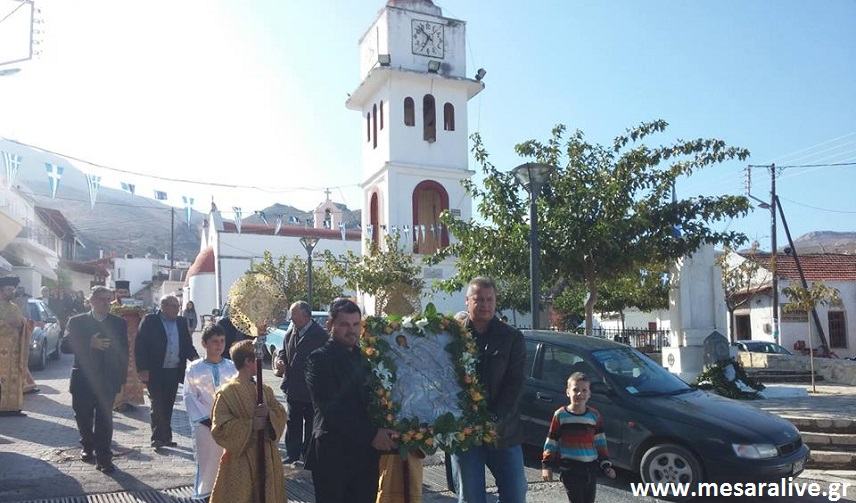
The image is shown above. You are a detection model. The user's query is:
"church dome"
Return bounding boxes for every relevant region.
[386,0,441,15]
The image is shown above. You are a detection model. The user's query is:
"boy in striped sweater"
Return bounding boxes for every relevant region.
[542,372,616,503]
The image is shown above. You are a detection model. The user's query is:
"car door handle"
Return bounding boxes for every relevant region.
[536,392,553,402]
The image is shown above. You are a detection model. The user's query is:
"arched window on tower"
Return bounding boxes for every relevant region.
[403,97,415,126]
[443,103,455,131]
[412,180,449,255]
[366,112,371,142]
[423,94,436,142]
[369,192,380,251]
[372,104,378,149]
[379,100,384,130]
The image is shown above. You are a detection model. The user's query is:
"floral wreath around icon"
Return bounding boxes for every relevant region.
[361,303,497,456]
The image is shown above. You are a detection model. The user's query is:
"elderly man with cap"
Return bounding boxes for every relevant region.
[61,285,128,472]
[0,276,29,415]
[110,280,146,412]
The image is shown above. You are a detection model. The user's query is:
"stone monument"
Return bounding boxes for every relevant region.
[663,244,731,382]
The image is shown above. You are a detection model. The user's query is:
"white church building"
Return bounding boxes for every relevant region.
[187,0,508,320]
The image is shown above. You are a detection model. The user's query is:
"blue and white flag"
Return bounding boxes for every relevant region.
[120,182,136,196]
[182,196,194,226]
[233,207,242,234]
[85,173,101,209]
[366,224,374,242]
[339,223,347,241]
[154,190,168,201]
[419,224,426,242]
[2,151,22,189]
[289,215,299,224]
[45,163,63,199]
[255,211,269,226]
[402,224,411,241]
[274,215,283,235]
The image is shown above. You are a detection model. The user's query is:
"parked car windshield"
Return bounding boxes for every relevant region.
[591,347,692,396]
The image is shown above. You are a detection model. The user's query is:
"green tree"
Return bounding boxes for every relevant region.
[433,120,750,333]
[783,282,839,392]
[716,246,770,342]
[323,234,424,316]
[249,251,342,311]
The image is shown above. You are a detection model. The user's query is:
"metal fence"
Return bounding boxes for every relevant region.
[574,327,670,352]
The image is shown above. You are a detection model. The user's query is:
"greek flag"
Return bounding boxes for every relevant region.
[182,196,194,226]
[2,151,21,189]
[274,216,283,235]
[154,190,168,201]
[233,207,242,234]
[120,182,136,196]
[45,163,63,199]
[85,173,101,209]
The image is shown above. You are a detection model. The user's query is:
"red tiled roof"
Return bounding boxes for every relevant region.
[221,222,361,241]
[186,246,215,280]
[745,253,856,281]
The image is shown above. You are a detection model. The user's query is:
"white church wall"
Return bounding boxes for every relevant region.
[187,273,217,322]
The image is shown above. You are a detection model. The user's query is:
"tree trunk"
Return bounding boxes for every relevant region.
[584,273,598,337]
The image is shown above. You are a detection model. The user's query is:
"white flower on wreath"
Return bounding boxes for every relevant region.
[434,433,452,449]
[401,316,414,329]
[415,318,429,331]
[373,362,393,389]
[461,353,477,373]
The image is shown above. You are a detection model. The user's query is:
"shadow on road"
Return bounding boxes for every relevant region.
[0,452,84,501]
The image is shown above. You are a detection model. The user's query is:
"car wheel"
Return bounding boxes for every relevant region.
[49,337,61,360]
[32,341,47,371]
[639,443,702,501]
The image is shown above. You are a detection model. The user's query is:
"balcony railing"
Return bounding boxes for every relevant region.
[574,327,671,353]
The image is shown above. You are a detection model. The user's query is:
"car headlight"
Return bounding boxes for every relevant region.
[732,443,778,459]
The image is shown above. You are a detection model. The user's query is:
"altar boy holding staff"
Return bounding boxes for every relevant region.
[183,325,237,499]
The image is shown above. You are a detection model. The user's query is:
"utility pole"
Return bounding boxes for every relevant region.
[170,207,175,271]
[770,163,778,344]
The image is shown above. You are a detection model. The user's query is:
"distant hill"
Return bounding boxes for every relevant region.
[789,231,856,254]
[242,203,361,229]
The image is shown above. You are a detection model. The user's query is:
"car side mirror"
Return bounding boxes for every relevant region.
[590,381,614,396]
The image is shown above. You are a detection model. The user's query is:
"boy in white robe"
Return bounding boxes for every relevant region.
[183,324,238,499]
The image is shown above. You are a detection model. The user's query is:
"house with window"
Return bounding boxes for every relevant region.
[728,252,856,357]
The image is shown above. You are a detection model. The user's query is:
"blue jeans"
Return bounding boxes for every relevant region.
[450,444,527,503]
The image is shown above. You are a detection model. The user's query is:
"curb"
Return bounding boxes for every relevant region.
[782,416,856,434]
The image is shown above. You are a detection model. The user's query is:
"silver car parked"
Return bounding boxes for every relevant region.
[27,298,62,370]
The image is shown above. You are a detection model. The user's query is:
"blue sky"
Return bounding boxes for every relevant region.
[1,0,854,247]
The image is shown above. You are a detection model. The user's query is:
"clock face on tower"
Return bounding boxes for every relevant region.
[411,19,444,59]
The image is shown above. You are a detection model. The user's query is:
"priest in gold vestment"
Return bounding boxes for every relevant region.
[0,276,28,415]
[210,339,287,503]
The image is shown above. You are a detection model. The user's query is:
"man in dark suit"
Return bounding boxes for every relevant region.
[135,295,198,449]
[61,286,128,473]
[305,298,397,503]
[274,300,328,465]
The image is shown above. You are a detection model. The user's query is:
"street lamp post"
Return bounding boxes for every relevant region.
[299,236,319,308]
[512,163,553,330]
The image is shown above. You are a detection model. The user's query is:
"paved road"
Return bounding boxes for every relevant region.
[1,334,853,502]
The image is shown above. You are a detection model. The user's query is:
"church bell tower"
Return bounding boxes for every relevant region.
[347,0,484,276]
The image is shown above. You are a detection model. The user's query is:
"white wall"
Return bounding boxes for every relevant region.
[597,308,671,331]
[66,269,94,294]
[187,273,217,321]
[13,266,41,298]
[110,257,154,295]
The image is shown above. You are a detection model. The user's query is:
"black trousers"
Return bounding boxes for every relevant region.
[146,368,181,443]
[284,398,314,461]
[71,388,116,463]
[560,462,598,503]
[309,435,379,503]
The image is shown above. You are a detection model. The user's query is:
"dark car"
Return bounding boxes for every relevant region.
[732,340,792,355]
[27,298,62,370]
[520,331,808,498]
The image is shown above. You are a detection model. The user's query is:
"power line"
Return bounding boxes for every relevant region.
[767,131,856,164]
[1,137,360,194]
[778,196,856,214]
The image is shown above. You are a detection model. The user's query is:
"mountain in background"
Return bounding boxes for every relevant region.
[241,202,361,229]
[789,231,856,254]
